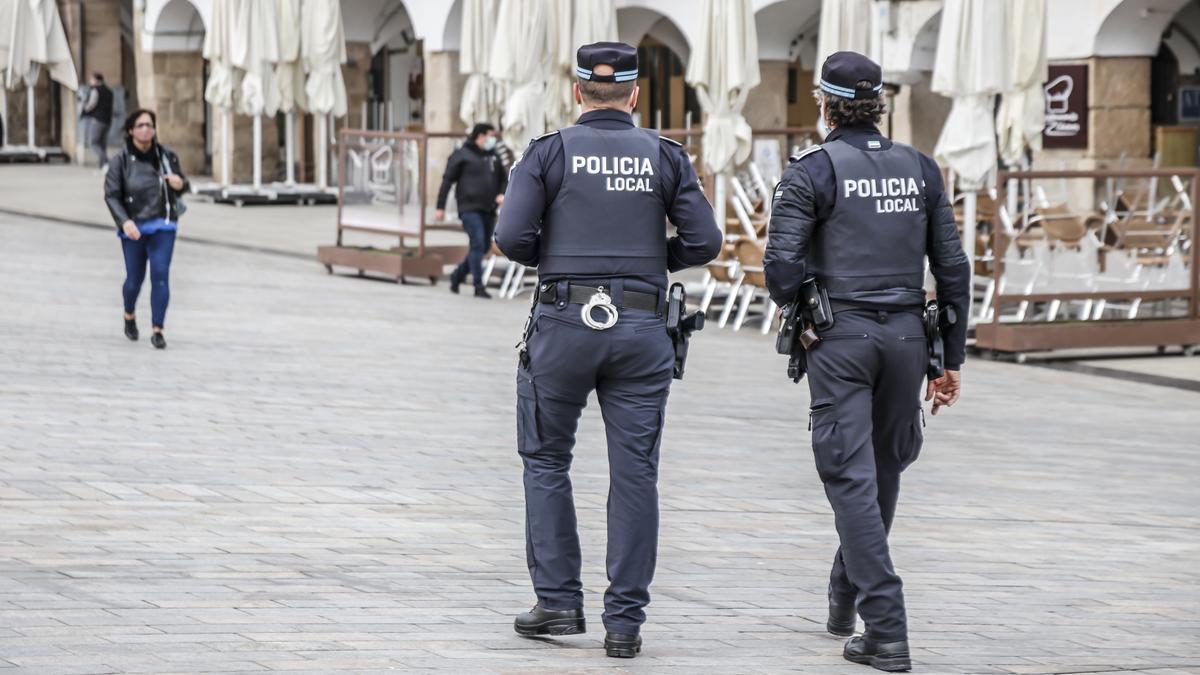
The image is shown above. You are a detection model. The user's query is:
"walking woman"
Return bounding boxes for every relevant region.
[104,109,188,349]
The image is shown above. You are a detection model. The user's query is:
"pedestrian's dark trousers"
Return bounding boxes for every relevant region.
[88,118,110,168]
[806,308,926,643]
[516,279,674,635]
[455,210,494,287]
[120,230,176,328]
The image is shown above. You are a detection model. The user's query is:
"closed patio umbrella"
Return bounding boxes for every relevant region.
[489,0,551,154]
[301,0,348,189]
[685,0,760,226]
[0,0,77,148]
[544,0,573,131]
[459,0,498,127]
[996,0,1047,167]
[276,0,306,185]
[203,0,238,185]
[932,0,1010,308]
[232,0,280,190]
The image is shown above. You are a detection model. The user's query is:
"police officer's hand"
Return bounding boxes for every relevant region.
[434,209,445,222]
[495,194,505,206]
[925,369,961,415]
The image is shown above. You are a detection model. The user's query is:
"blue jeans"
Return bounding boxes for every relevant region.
[121,230,176,329]
[454,210,495,287]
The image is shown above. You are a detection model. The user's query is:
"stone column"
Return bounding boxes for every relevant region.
[424,50,465,208]
[1089,57,1152,160]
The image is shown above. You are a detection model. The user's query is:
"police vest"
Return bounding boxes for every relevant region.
[811,138,928,298]
[538,124,668,276]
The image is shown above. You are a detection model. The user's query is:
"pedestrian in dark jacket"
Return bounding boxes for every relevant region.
[434,122,508,298]
[81,72,115,169]
[104,109,189,349]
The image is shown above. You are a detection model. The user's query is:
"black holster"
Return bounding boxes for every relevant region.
[775,278,831,384]
[923,300,957,380]
[666,283,704,380]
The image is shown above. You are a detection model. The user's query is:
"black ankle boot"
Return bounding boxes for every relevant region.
[474,285,492,299]
[449,268,465,294]
[827,597,857,636]
[124,317,139,341]
[150,332,166,350]
[513,605,585,637]
[604,632,642,658]
[843,634,911,672]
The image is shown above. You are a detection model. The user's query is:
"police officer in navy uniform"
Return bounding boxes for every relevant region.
[495,42,721,659]
[764,52,970,672]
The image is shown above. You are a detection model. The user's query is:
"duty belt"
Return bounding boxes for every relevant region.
[829,300,924,316]
[539,284,661,313]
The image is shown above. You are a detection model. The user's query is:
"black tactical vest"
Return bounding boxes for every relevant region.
[538,124,668,276]
[811,138,928,300]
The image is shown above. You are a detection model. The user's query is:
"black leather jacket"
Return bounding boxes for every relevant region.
[104,140,189,228]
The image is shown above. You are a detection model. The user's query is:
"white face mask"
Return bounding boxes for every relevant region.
[816,99,831,140]
[482,136,497,151]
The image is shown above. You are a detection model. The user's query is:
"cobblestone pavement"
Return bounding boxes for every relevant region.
[0,212,1197,674]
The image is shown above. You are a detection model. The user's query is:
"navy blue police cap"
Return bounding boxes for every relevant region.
[576,41,638,83]
[819,51,883,100]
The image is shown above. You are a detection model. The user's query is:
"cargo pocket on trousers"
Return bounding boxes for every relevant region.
[516,372,542,455]
[898,407,924,470]
[809,399,844,482]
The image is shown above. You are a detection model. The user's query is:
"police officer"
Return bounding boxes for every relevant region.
[495,42,721,659]
[764,52,969,672]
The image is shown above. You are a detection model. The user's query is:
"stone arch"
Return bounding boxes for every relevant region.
[617,5,691,62]
[1094,0,1192,56]
[145,0,206,53]
[753,0,821,61]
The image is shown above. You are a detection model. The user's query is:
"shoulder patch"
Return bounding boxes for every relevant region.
[528,130,560,145]
[659,135,684,147]
[788,144,824,164]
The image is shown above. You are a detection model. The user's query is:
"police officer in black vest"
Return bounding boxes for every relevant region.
[764,52,970,672]
[495,42,721,659]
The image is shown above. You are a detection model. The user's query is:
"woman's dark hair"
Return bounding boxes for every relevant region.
[469,122,495,142]
[821,80,887,128]
[123,108,157,136]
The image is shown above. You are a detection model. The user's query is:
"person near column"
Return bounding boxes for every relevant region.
[763,51,970,672]
[81,72,114,170]
[434,123,507,298]
[495,42,721,659]
[104,109,190,350]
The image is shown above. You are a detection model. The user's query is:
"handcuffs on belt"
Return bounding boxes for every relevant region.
[581,285,619,330]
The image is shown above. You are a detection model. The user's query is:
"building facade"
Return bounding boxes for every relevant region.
[8,0,1198,182]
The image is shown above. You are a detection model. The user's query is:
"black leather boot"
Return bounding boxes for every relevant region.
[843,634,911,672]
[150,332,166,350]
[513,605,585,637]
[449,268,465,294]
[124,316,139,341]
[827,597,857,636]
[474,285,492,299]
[604,632,642,658]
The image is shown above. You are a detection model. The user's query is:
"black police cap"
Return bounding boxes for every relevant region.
[576,41,638,83]
[819,51,883,100]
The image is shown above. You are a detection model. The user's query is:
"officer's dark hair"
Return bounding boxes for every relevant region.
[469,122,495,142]
[819,80,887,128]
[93,72,105,83]
[578,78,635,106]
[123,108,156,136]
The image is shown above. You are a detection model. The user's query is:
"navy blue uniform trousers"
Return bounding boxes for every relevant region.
[516,281,674,635]
[806,308,926,642]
